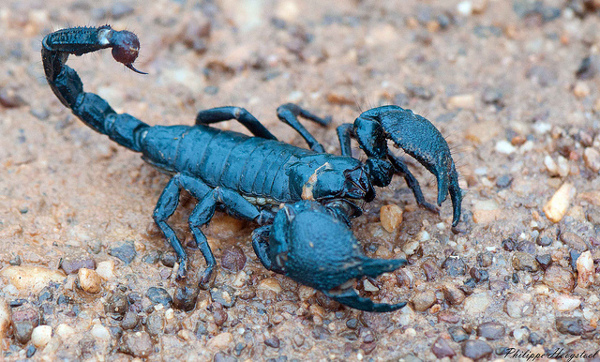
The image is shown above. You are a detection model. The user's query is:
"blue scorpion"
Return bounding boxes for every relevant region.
[41,26,462,312]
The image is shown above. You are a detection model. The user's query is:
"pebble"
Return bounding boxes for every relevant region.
[221,246,247,272]
[482,87,503,105]
[26,345,36,358]
[463,292,492,314]
[207,332,233,350]
[405,84,433,100]
[576,251,594,288]
[213,305,228,326]
[0,266,65,293]
[495,174,512,189]
[457,1,473,16]
[160,252,177,268]
[105,292,129,315]
[576,55,600,79]
[543,265,575,293]
[411,290,436,311]
[0,299,10,338]
[573,81,590,98]
[535,254,552,270]
[511,252,540,272]
[120,331,153,358]
[121,311,139,330]
[553,295,581,311]
[11,307,39,344]
[477,321,505,340]
[61,256,96,274]
[31,325,52,348]
[543,183,576,223]
[146,312,165,336]
[96,260,115,280]
[448,326,469,343]
[583,147,600,172]
[210,285,236,307]
[442,284,465,305]
[504,293,533,318]
[108,241,137,264]
[173,287,199,311]
[495,140,516,154]
[380,204,403,232]
[587,208,600,225]
[462,340,492,360]
[0,88,26,108]
[431,337,455,358]
[555,317,583,335]
[258,278,282,294]
[55,324,75,339]
[77,268,102,294]
[146,287,172,307]
[264,336,280,348]
[560,231,587,251]
[447,94,476,110]
[441,256,466,276]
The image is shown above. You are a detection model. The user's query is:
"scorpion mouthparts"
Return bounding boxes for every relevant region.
[125,63,148,75]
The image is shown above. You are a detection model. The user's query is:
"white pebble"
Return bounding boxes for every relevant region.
[91,324,111,340]
[96,260,115,280]
[457,1,473,15]
[495,140,516,154]
[78,268,102,294]
[0,299,10,338]
[55,324,75,339]
[543,183,576,223]
[553,295,581,312]
[577,251,594,288]
[31,325,52,348]
[533,122,552,134]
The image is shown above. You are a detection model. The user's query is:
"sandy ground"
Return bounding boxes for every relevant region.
[1,0,600,360]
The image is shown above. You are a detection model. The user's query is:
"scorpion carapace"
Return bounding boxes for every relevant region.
[42,25,463,312]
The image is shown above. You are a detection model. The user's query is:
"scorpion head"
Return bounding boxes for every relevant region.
[291,156,375,203]
[259,200,407,312]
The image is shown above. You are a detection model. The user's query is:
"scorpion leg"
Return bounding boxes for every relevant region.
[387,152,439,213]
[336,123,353,157]
[153,174,193,281]
[276,103,331,153]
[251,225,276,272]
[189,186,271,285]
[195,107,278,140]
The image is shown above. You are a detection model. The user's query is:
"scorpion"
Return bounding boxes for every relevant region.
[41,25,462,312]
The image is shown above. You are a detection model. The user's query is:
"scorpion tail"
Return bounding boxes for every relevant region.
[325,289,407,313]
[354,106,463,227]
[41,26,149,153]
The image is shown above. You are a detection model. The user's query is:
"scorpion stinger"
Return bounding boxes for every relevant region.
[252,201,407,312]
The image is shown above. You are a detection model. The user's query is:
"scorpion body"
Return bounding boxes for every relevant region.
[41,26,463,312]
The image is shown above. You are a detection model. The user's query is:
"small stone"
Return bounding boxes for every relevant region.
[447,94,476,110]
[512,252,539,272]
[173,287,199,311]
[160,252,177,268]
[213,306,228,326]
[576,251,594,288]
[60,256,96,274]
[31,325,52,348]
[535,254,552,270]
[91,324,111,340]
[258,278,282,294]
[221,246,246,272]
[207,332,233,350]
[108,241,137,264]
[544,155,559,176]
[543,265,575,293]
[495,140,516,154]
[457,1,473,16]
[11,307,39,344]
[0,266,65,293]
[495,174,512,189]
[442,284,465,305]
[96,260,115,280]
[560,231,587,251]
[553,295,581,311]
[441,256,466,276]
[405,84,433,100]
[30,107,50,120]
[543,183,576,223]
[477,321,505,340]
[210,285,236,307]
[573,81,590,98]
[26,345,36,358]
[326,92,355,106]
[264,336,280,348]
[583,147,600,172]
[105,292,129,315]
[0,88,26,108]
[463,292,492,314]
[77,268,102,294]
[555,317,583,335]
[437,311,460,324]
[0,299,11,338]
[448,326,469,343]
[120,331,153,358]
[482,87,503,105]
[55,324,75,339]
[411,290,436,311]
[504,293,533,318]
[462,340,492,360]
[146,312,165,336]
[146,287,172,307]
[121,311,139,330]
[380,204,403,232]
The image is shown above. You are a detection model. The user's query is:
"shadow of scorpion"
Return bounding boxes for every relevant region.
[41,25,463,312]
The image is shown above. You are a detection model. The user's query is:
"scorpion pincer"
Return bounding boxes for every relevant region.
[41,25,463,312]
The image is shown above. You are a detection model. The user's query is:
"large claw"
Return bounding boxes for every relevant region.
[252,201,406,312]
[354,106,462,227]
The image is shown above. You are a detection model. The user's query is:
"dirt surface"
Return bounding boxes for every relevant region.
[1,0,600,360]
